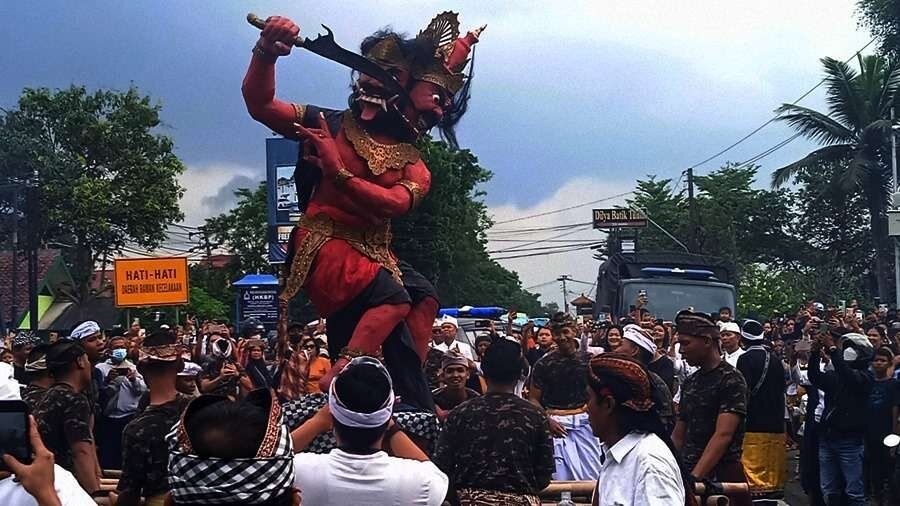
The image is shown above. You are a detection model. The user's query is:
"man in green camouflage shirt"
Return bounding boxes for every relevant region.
[116,331,191,506]
[672,310,749,506]
[434,339,554,506]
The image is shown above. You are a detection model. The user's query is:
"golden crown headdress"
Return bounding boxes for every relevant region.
[413,11,485,95]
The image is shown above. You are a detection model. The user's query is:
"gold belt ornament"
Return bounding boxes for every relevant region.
[280,214,402,304]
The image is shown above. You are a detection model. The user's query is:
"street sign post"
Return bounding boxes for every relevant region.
[592,208,647,229]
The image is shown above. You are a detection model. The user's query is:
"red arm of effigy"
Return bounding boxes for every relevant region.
[241,54,300,138]
[341,162,432,219]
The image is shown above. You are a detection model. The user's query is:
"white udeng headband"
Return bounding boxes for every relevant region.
[328,357,395,428]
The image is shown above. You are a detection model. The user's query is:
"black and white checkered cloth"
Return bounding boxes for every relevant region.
[166,422,295,504]
[281,394,443,454]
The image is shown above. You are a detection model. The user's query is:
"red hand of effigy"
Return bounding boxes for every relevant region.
[295,113,344,177]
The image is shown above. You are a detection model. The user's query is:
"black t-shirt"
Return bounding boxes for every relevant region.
[867,378,900,442]
[526,347,548,366]
[530,350,589,410]
[648,355,676,394]
[736,347,786,433]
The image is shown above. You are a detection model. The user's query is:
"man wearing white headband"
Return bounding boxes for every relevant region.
[618,325,676,433]
[292,357,448,505]
[430,315,476,363]
[720,322,744,367]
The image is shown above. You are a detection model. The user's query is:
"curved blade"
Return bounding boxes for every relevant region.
[302,25,408,99]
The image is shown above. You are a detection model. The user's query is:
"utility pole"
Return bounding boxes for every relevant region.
[686,168,699,253]
[26,169,39,331]
[557,275,572,314]
[892,107,899,310]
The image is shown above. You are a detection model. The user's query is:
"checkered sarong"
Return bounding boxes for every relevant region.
[166,422,295,504]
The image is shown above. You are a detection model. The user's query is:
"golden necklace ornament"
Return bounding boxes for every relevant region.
[342,112,420,176]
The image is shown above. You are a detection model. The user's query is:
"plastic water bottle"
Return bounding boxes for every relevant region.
[557,491,576,506]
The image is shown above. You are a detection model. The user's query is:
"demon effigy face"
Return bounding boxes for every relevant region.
[350,12,483,147]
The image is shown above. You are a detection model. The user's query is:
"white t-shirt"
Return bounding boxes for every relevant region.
[596,432,685,506]
[722,347,745,368]
[430,340,476,362]
[0,465,95,506]
[293,449,448,506]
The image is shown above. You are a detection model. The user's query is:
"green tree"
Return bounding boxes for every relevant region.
[857,0,900,56]
[789,161,875,299]
[771,55,900,299]
[0,86,185,298]
[204,183,272,276]
[186,286,229,321]
[737,264,811,319]
[695,164,799,272]
[627,176,687,252]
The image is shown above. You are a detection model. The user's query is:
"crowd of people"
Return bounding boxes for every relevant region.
[0,299,898,505]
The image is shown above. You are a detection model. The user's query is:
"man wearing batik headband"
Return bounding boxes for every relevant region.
[586,354,689,506]
[243,12,483,409]
[11,330,40,383]
[21,343,52,411]
[734,319,787,500]
[117,331,191,506]
[291,357,449,505]
[671,310,751,506]
[527,312,604,481]
[431,351,480,415]
[166,389,298,506]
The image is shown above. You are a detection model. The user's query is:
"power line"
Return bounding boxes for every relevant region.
[487,241,602,254]
[487,221,594,235]
[491,191,633,226]
[491,242,600,261]
[488,225,594,254]
[685,37,876,171]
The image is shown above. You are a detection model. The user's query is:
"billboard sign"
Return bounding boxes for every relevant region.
[266,138,301,263]
[114,257,189,307]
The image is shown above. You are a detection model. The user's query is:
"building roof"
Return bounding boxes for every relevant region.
[570,294,595,307]
[0,249,65,325]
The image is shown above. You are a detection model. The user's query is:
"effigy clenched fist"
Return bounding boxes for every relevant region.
[258,16,300,57]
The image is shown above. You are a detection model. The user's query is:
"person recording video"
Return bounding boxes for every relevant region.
[199,331,251,400]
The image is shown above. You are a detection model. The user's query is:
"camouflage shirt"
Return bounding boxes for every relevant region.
[21,384,48,413]
[432,386,481,411]
[433,392,555,495]
[117,394,192,497]
[530,350,589,410]
[33,383,94,471]
[678,361,748,470]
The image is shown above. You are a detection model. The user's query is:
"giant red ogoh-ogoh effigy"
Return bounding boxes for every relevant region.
[243,12,483,409]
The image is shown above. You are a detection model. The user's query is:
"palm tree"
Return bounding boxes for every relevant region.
[772,54,900,299]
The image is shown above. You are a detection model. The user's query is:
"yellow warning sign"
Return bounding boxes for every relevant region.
[114,257,189,307]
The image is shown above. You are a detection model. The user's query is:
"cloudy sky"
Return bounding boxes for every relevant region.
[1,1,873,310]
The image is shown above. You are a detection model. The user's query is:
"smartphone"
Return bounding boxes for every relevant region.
[0,400,31,469]
[115,368,131,376]
[838,300,846,313]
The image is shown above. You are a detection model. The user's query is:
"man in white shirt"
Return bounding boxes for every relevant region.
[585,354,686,506]
[291,356,448,506]
[94,335,147,469]
[429,316,475,362]
[720,322,744,367]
